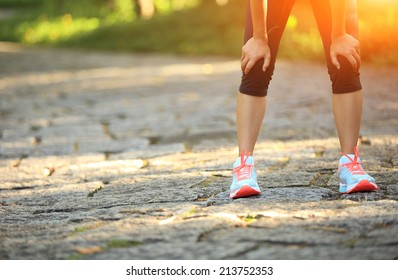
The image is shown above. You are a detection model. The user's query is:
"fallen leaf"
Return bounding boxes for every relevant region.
[74,246,103,255]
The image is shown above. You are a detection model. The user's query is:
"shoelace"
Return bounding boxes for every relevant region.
[340,146,366,175]
[232,151,253,181]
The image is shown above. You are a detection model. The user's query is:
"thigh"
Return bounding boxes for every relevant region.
[310,0,359,44]
[310,0,362,93]
[244,0,296,45]
[240,0,296,96]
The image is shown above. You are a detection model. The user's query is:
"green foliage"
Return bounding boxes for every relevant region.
[61,1,244,55]
[0,0,44,8]
[114,0,135,21]
[0,0,397,64]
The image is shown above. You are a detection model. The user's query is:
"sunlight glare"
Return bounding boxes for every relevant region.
[216,0,229,6]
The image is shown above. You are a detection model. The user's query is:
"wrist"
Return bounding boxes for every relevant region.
[331,29,346,39]
[253,33,268,43]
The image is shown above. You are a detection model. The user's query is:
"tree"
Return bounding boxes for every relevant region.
[134,0,155,19]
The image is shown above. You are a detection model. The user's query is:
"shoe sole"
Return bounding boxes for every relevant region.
[340,179,379,194]
[230,185,261,199]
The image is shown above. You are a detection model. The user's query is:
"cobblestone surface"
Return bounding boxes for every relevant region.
[0,42,397,259]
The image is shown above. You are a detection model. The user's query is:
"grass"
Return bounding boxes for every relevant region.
[239,213,265,224]
[241,215,258,224]
[181,207,198,219]
[66,253,84,260]
[0,0,397,64]
[73,222,104,234]
[105,239,142,248]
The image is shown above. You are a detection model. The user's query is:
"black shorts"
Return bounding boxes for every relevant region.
[239,0,362,97]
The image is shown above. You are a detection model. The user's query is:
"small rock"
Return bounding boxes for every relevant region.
[9,159,22,168]
[359,135,371,145]
[43,167,55,177]
[132,159,148,168]
[31,136,42,145]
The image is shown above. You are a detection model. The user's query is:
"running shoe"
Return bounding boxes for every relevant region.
[338,146,378,194]
[230,151,261,199]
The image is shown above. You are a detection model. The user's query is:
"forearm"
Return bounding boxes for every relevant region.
[330,0,347,38]
[250,0,268,40]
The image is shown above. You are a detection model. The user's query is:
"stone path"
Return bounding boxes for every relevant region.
[0,42,397,259]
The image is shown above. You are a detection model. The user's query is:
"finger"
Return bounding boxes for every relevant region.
[330,53,340,70]
[346,55,357,70]
[355,45,361,56]
[353,51,361,70]
[241,57,249,72]
[245,59,256,74]
[241,50,245,62]
[262,54,271,72]
[354,40,360,52]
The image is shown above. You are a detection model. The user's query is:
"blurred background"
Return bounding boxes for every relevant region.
[0,0,397,64]
[1,1,397,262]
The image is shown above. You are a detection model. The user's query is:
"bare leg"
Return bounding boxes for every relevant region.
[332,90,362,154]
[236,92,266,156]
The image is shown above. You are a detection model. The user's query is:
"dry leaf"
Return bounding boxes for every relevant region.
[74,246,103,255]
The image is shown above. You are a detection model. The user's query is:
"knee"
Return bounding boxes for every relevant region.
[329,56,362,94]
[239,60,275,97]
